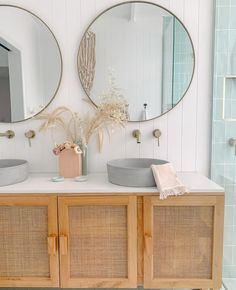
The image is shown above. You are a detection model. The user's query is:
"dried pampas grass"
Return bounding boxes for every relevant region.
[36,106,80,143]
[36,95,128,152]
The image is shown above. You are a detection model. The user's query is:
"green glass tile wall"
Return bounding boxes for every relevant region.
[211,0,236,281]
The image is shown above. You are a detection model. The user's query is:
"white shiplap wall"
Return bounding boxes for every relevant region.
[0,0,213,175]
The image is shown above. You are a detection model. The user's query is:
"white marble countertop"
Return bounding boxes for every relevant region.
[0,172,224,195]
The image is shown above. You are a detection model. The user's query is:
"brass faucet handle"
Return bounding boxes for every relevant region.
[25,130,36,147]
[153,129,161,146]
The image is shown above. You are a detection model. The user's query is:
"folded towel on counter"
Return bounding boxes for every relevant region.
[151,163,189,200]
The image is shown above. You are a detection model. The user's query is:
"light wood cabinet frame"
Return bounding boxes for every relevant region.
[58,196,137,288]
[0,196,59,287]
[0,193,224,290]
[143,195,224,290]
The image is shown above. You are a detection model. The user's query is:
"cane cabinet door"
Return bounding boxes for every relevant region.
[0,196,59,287]
[143,195,224,290]
[58,196,137,288]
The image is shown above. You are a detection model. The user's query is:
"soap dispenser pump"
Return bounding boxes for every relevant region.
[142,103,148,121]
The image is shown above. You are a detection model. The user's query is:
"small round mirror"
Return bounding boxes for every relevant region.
[78,1,195,122]
[0,5,62,123]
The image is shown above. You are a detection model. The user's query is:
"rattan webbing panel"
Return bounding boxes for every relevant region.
[69,205,128,278]
[0,206,49,277]
[153,206,214,279]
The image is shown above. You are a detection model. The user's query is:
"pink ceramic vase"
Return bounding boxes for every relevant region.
[59,148,82,178]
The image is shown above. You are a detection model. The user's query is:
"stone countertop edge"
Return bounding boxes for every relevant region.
[0,172,224,194]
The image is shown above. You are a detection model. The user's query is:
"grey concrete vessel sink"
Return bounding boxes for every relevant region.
[107,158,168,187]
[0,159,29,187]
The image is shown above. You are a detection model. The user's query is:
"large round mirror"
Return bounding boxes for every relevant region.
[0,5,62,123]
[78,1,195,121]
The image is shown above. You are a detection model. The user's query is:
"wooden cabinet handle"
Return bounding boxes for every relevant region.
[47,235,57,255]
[60,235,68,255]
[144,234,152,256]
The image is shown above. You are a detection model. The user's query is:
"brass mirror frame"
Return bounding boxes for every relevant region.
[77,0,195,122]
[0,4,63,123]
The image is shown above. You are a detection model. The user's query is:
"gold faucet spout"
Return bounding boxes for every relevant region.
[133,129,141,144]
[0,130,15,139]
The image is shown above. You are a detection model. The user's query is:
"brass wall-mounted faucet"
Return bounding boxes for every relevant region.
[133,129,141,144]
[25,130,36,147]
[153,129,162,146]
[0,130,15,139]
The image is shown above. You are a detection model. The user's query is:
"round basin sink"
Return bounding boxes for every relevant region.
[107,158,168,187]
[0,159,29,187]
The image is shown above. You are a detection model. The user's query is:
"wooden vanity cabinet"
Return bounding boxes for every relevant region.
[0,193,224,290]
[58,196,137,288]
[0,196,59,287]
[143,195,224,290]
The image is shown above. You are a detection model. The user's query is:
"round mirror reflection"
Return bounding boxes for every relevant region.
[78,2,195,121]
[0,5,62,123]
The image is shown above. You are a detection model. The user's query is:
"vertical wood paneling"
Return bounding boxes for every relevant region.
[153,114,168,161]
[181,0,199,171]
[139,120,154,159]
[166,0,184,171]
[195,0,214,175]
[125,122,140,159]
[166,105,183,171]
[0,0,213,176]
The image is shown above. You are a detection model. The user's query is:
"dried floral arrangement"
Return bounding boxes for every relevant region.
[37,81,128,153]
[53,141,82,156]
